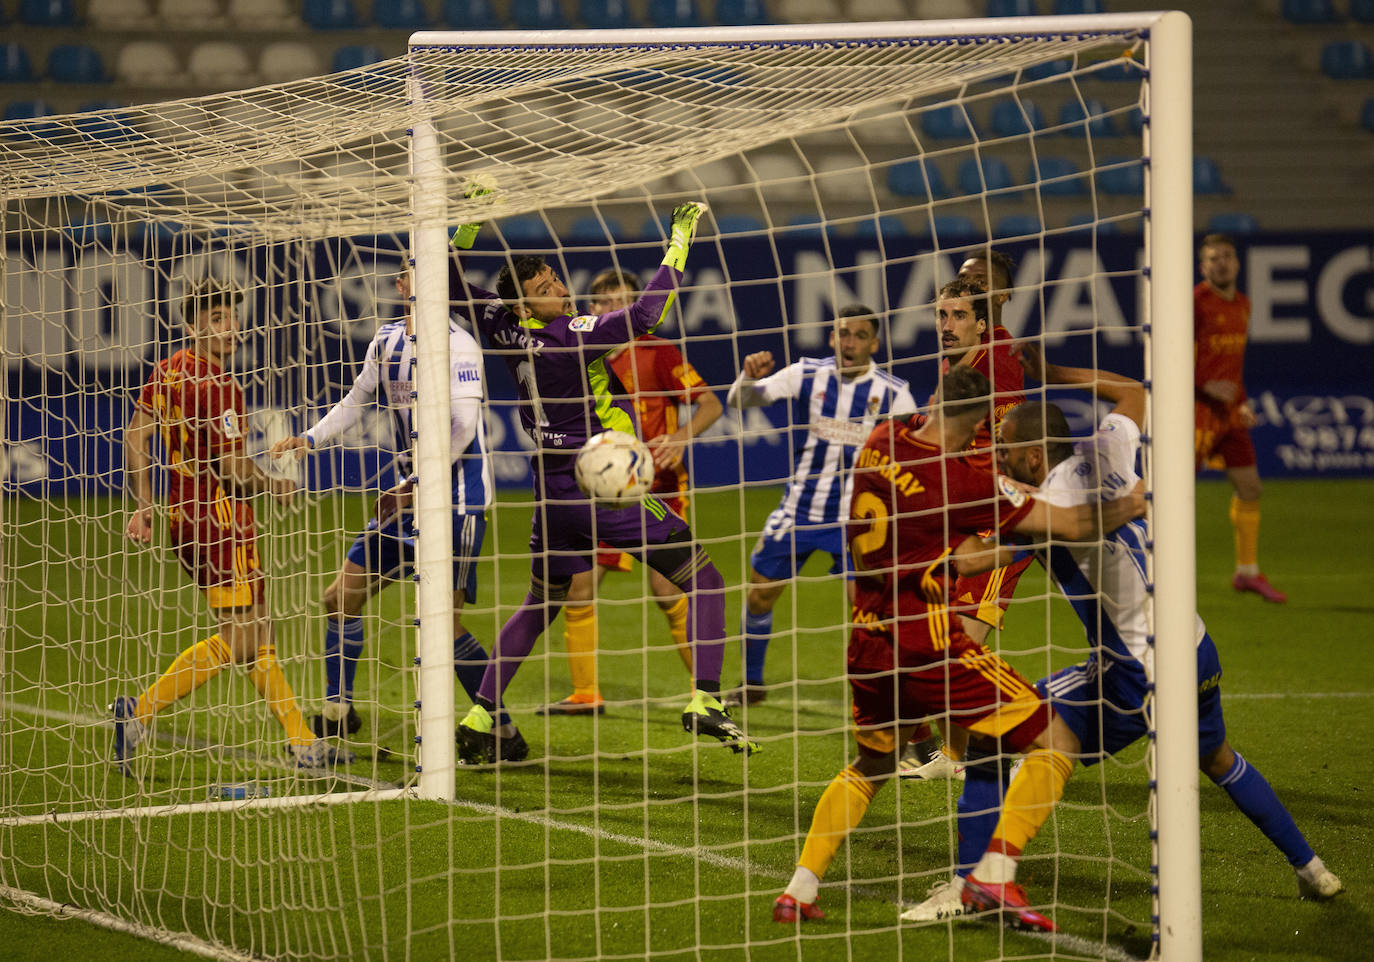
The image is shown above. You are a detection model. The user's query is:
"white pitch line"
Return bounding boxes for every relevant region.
[1,697,1150,960]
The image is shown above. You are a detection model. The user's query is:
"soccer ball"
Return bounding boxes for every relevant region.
[574,430,655,507]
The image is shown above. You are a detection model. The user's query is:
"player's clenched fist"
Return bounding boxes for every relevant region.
[126,505,154,544]
[741,351,774,380]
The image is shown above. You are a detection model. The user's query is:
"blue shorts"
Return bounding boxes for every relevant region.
[1037,633,1227,766]
[749,507,849,581]
[345,509,485,601]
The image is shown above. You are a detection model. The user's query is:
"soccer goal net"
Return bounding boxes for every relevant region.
[0,12,1196,961]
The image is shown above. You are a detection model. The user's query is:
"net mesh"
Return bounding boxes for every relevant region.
[1,23,1157,961]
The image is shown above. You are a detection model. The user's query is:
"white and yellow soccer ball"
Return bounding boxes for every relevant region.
[574,430,655,507]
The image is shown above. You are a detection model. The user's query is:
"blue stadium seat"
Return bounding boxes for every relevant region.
[1030,155,1086,195]
[303,0,361,29]
[373,0,430,28]
[989,100,1045,137]
[714,0,771,25]
[444,0,503,28]
[648,0,704,26]
[1053,0,1101,12]
[957,156,1014,195]
[21,0,78,25]
[512,0,570,28]
[929,214,978,237]
[887,158,948,199]
[1354,0,1374,23]
[1124,105,1144,134]
[985,0,1037,15]
[994,214,1041,239]
[1361,97,1374,133]
[715,214,765,234]
[921,104,972,139]
[1281,0,1340,23]
[581,0,634,28]
[0,45,36,83]
[1206,212,1259,234]
[332,44,383,72]
[1059,97,1118,136]
[1321,41,1374,79]
[4,98,55,120]
[1023,58,1071,81]
[47,44,108,83]
[785,213,825,240]
[1096,156,1143,195]
[1193,156,1230,196]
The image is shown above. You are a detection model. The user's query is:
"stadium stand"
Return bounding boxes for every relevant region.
[1281,0,1341,23]
[1193,155,1231,196]
[921,103,973,139]
[0,44,35,84]
[331,44,384,72]
[259,42,325,83]
[157,0,226,29]
[115,40,181,86]
[444,0,504,28]
[846,0,911,20]
[929,213,978,236]
[1031,155,1088,195]
[714,0,771,25]
[372,0,431,29]
[187,42,255,87]
[228,0,299,28]
[304,0,362,29]
[1206,211,1260,233]
[20,0,78,26]
[88,0,154,28]
[647,0,705,27]
[579,0,634,28]
[995,213,1043,238]
[990,99,1047,136]
[985,0,1038,16]
[913,0,977,15]
[957,155,1016,195]
[511,0,570,28]
[47,45,108,84]
[1321,41,1374,79]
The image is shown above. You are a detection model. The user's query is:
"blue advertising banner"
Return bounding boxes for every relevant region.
[3,231,1371,493]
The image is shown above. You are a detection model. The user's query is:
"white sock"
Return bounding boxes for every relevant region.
[784,866,820,904]
[1296,855,1327,883]
[971,851,1019,885]
[1235,563,1259,577]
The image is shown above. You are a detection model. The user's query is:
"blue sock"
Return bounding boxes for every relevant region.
[1210,751,1314,867]
[742,610,772,685]
[454,633,510,728]
[324,617,365,702]
[956,745,1010,877]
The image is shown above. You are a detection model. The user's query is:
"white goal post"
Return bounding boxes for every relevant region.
[408,13,1197,957]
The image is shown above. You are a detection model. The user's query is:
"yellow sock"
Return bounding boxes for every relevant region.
[135,633,232,723]
[563,604,599,698]
[988,749,1074,857]
[664,596,692,671]
[1230,496,1260,571]
[797,765,881,879]
[246,645,314,747]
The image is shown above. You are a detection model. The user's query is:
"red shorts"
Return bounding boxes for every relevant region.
[596,490,688,570]
[1195,401,1256,471]
[952,553,1036,629]
[847,625,1050,756]
[168,494,264,609]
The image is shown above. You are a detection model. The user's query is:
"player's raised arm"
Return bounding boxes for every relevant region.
[220,447,297,503]
[727,351,778,408]
[1017,341,1146,429]
[124,405,158,544]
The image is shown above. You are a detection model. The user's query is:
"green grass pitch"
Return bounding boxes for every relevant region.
[0,478,1369,961]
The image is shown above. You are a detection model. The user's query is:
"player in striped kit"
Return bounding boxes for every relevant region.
[724,305,916,706]
[271,270,512,756]
[907,346,1341,925]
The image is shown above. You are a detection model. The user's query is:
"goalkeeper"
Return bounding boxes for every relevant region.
[448,199,758,761]
[270,270,519,759]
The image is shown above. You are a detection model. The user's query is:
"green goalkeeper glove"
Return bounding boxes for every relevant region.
[450,183,495,250]
[661,201,707,271]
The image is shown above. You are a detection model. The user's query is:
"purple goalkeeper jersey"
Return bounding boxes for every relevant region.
[450,259,682,479]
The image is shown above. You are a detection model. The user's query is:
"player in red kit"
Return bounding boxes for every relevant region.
[538,268,723,715]
[1194,233,1286,602]
[772,365,1146,928]
[113,281,352,772]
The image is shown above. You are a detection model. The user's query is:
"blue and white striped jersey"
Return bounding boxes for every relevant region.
[1037,412,1205,683]
[730,357,916,526]
[305,317,492,512]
